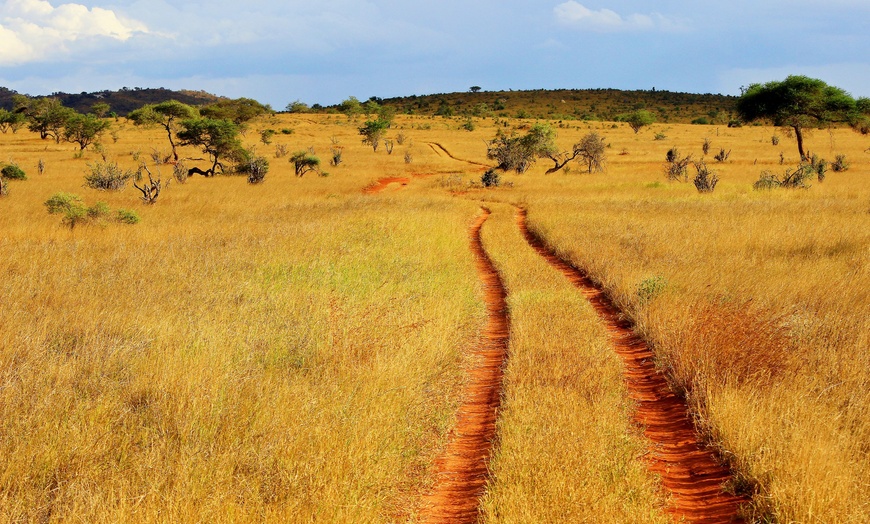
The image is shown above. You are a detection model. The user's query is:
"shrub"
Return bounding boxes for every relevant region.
[637,276,667,303]
[290,151,320,177]
[280,128,294,135]
[38,158,45,175]
[395,133,407,145]
[85,161,136,191]
[771,135,780,146]
[654,132,667,141]
[87,201,111,219]
[664,147,691,182]
[692,161,719,193]
[404,150,413,164]
[260,129,276,145]
[462,118,475,131]
[44,193,89,228]
[810,154,827,182]
[173,161,188,184]
[831,154,849,172]
[702,138,711,156]
[1,163,26,180]
[714,148,731,162]
[240,155,269,184]
[116,209,140,224]
[691,117,709,125]
[481,169,501,187]
[753,163,814,190]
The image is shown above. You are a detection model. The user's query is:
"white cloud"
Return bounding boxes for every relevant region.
[554,1,680,32]
[0,0,147,65]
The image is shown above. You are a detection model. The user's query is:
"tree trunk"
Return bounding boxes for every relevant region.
[794,125,806,160]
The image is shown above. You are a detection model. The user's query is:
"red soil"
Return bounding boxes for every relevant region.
[363,177,410,193]
[516,208,748,524]
[420,208,510,524]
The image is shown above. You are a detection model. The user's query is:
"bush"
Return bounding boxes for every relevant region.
[831,154,849,172]
[44,193,89,228]
[637,276,667,303]
[714,148,731,162]
[116,209,140,224]
[481,169,501,187]
[290,151,320,177]
[692,161,719,193]
[664,147,691,182]
[771,135,780,146]
[85,161,136,191]
[87,201,111,219]
[691,117,710,125]
[654,132,667,141]
[1,163,26,180]
[810,154,827,182]
[702,138,711,155]
[173,161,188,184]
[753,163,814,190]
[241,155,269,184]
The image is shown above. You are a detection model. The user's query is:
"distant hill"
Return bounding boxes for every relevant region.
[369,88,739,125]
[0,87,224,116]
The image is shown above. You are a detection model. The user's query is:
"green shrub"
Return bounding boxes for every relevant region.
[87,201,111,219]
[1,163,26,180]
[116,209,140,224]
[85,161,136,191]
[481,169,501,187]
[45,193,89,228]
[637,276,667,303]
[753,163,814,190]
[831,154,849,172]
[691,117,710,125]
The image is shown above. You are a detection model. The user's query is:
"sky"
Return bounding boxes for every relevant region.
[1,0,869,108]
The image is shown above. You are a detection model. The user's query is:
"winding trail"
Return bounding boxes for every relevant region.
[516,208,747,524]
[426,142,491,169]
[362,177,410,194]
[420,208,510,524]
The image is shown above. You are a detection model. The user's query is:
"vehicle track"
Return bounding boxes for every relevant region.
[362,176,410,193]
[420,208,510,524]
[515,207,748,524]
[426,142,491,168]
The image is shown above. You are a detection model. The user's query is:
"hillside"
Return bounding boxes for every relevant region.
[0,86,223,116]
[372,88,738,124]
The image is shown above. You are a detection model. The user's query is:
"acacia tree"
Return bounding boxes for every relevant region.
[544,132,607,174]
[18,97,76,142]
[358,119,389,151]
[487,124,557,173]
[128,100,198,162]
[63,113,111,151]
[200,97,272,125]
[620,109,655,133]
[176,118,243,177]
[737,75,869,160]
[0,109,26,133]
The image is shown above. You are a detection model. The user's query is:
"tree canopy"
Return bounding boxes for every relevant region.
[128,100,198,161]
[619,109,656,133]
[199,98,271,124]
[177,118,243,177]
[737,75,870,159]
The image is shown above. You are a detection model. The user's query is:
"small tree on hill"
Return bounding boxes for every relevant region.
[200,97,272,125]
[737,75,870,160]
[290,151,320,176]
[128,100,198,162]
[359,119,390,151]
[177,118,243,177]
[620,109,656,133]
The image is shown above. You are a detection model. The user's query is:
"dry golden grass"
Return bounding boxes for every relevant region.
[2,112,869,522]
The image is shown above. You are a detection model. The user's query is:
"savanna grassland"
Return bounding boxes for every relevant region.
[1,109,868,523]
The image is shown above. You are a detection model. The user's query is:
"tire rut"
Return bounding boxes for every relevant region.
[516,207,748,524]
[363,177,410,193]
[420,208,510,524]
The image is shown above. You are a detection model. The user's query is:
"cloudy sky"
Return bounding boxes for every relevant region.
[1,0,868,108]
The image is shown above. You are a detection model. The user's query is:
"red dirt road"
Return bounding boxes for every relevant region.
[516,208,747,524]
[363,177,410,193]
[420,208,510,524]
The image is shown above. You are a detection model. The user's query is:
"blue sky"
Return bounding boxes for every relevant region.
[1,0,869,108]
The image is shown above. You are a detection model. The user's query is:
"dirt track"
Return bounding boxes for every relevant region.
[516,208,747,524]
[420,208,510,523]
[363,177,410,193]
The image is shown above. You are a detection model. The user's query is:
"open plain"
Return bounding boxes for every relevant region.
[1,112,869,523]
